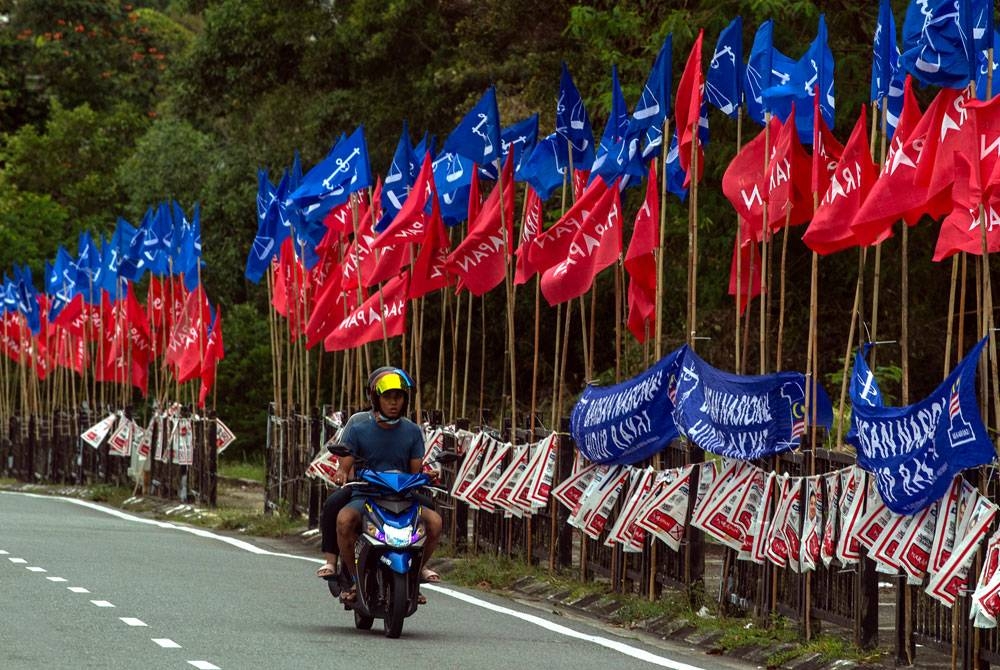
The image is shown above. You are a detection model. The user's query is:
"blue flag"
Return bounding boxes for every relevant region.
[14,266,40,335]
[664,131,689,202]
[556,62,595,169]
[245,173,283,283]
[481,114,539,181]
[849,337,994,515]
[290,126,373,210]
[706,17,744,118]
[976,30,1000,99]
[442,86,502,166]
[571,349,684,465]
[745,21,798,126]
[519,133,569,201]
[762,14,836,144]
[671,345,833,459]
[901,0,977,88]
[849,345,885,410]
[381,122,415,221]
[591,66,643,186]
[872,0,899,101]
[629,35,673,160]
[433,150,473,226]
[974,0,996,50]
[46,246,79,321]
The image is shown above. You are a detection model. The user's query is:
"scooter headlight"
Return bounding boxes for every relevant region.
[383,524,414,548]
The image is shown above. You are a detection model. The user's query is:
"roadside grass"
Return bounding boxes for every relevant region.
[444,553,886,667]
[218,457,265,483]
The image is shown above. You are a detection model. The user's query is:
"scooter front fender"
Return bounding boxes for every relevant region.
[382,551,411,575]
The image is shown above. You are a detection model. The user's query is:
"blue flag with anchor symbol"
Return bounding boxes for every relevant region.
[848,336,994,515]
[519,132,568,201]
[442,86,502,167]
[289,126,373,211]
[671,346,833,460]
[628,35,672,160]
[706,16,743,118]
[378,122,416,231]
[556,62,595,170]
[433,149,474,226]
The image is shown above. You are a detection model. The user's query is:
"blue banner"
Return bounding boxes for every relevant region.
[848,337,994,515]
[570,349,683,465]
[671,346,833,459]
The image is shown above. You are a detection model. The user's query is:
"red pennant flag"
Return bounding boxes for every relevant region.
[445,156,515,296]
[409,199,454,300]
[728,236,763,316]
[166,286,210,382]
[523,178,608,277]
[376,152,434,247]
[324,271,409,351]
[766,104,812,230]
[467,169,482,224]
[850,82,955,245]
[198,308,224,408]
[304,270,363,350]
[811,87,844,198]
[675,30,705,182]
[0,312,23,362]
[513,186,544,285]
[323,188,372,238]
[803,107,879,255]
[572,169,590,201]
[722,116,782,243]
[540,180,623,306]
[625,163,659,342]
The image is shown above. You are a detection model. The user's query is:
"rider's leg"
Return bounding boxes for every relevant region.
[321,487,351,567]
[336,504,363,580]
[419,507,442,571]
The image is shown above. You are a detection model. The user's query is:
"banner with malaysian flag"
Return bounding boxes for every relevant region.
[848,336,994,515]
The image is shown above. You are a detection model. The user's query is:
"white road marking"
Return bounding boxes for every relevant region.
[5,490,705,670]
[9,557,27,564]
[120,617,147,626]
[0,549,8,554]
[26,566,47,572]
[46,577,68,582]
[68,587,90,593]
[90,600,115,608]
[153,638,182,649]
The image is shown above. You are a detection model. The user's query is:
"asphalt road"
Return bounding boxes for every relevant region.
[0,491,760,670]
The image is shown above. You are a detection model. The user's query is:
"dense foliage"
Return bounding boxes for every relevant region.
[0,1,960,454]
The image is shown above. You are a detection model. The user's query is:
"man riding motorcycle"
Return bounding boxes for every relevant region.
[317,366,442,604]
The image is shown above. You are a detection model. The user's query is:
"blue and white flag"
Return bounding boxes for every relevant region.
[290,126,373,210]
[849,344,885,409]
[571,349,684,465]
[556,62,595,169]
[433,150,474,226]
[671,346,833,459]
[872,0,907,139]
[664,131,689,202]
[481,114,539,181]
[381,122,416,221]
[848,337,994,515]
[973,0,995,51]
[519,132,569,201]
[744,21,798,127]
[762,14,836,144]
[443,86,502,166]
[975,30,1000,99]
[46,246,79,321]
[706,17,744,118]
[591,66,643,187]
[901,0,977,88]
[629,35,673,159]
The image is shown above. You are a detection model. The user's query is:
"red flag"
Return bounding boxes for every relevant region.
[323,188,372,238]
[803,107,879,255]
[376,152,433,247]
[304,270,362,349]
[812,87,844,198]
[766,104,812,230]
[408,199,454,300]
[522,178,608,277]
[198,308,224,408]
[625,163,659,342]
[0,312,23,362]
[513,187,544,285]
[728,236,762,316]
[850,82,956,245]
[166,285,210,382]
[539,180,623,306]
[124,284,152,395]
[467,169,482,224]
[722,116,782,243]
[572,169,590,201]
[914,87,972,195]
[445,156,515,296]
[324,271,409,351]
[676,30,704,182]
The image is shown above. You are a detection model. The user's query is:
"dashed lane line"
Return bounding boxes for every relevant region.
[120,617,147,627]
[90,600,115,608]
[153,638,182,649]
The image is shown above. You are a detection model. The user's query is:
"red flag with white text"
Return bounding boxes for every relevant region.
[324,271,409,351]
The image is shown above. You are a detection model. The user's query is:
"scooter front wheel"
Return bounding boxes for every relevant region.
[383,570,408,638]
[354,609,374,630]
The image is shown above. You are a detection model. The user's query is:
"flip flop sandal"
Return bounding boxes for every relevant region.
[316,562,337,579]
[339,584,358,604]
[420,567,441,583]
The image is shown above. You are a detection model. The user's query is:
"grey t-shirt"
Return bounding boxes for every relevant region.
[340,411,425,472]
